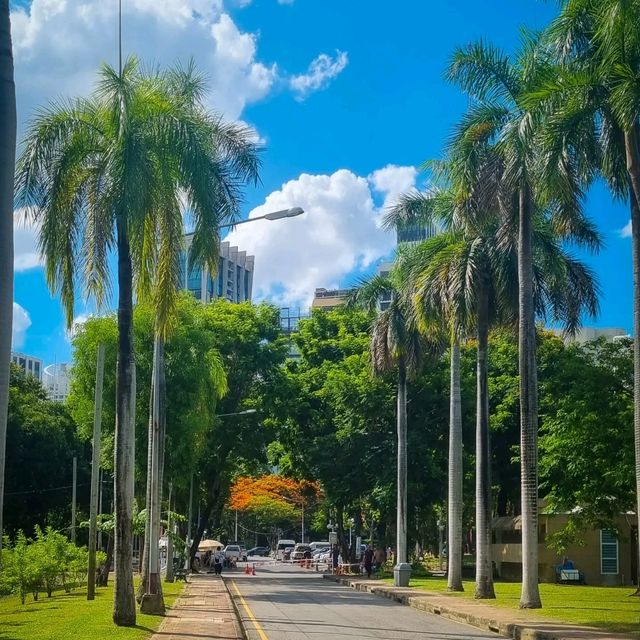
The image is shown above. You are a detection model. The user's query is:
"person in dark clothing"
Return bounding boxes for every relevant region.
[332,545,339,570]
[363,544,374,578]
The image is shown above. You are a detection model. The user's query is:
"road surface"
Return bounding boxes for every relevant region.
[227,559,497,640]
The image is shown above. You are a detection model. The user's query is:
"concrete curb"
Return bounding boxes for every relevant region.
[322,575,636,640]
[222,576,249,640]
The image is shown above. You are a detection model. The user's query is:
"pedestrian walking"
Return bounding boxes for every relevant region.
[363,544,374,578]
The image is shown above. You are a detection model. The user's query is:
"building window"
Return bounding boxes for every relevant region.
[600,530,619,574]
[34,362,40,379]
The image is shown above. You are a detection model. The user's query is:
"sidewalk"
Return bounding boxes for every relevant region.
[150,574,243,640]
[324,575,638,640]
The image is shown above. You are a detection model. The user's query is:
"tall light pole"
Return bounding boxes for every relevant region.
[216,207,304,230]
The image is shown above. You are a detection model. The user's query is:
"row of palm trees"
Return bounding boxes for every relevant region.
[13,60,260,625]
[354,0,640,607]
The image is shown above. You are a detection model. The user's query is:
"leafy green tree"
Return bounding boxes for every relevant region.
[4,365,88,537]
[535,1,640,593]
[0,0,17,557]
[16,59,259,624]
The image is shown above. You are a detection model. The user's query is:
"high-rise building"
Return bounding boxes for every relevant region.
[549,327,630,344]
[43,363,71,403]
[179,235,254,303]
[396,220,438,245]
[10,351,43,381]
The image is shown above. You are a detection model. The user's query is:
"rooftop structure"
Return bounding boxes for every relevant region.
[10,352,43,382]
[311,288,350,311]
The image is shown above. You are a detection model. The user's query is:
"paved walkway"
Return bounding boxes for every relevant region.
[325,575,638,640]
[150,574,242,640]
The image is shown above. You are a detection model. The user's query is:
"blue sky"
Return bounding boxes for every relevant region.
[10,0,632,367]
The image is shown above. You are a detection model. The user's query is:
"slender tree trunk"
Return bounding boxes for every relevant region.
[98,527,114,587]
[0,0,16,559]
[629,189,640,595]
[518,185,541,609]
[165,482,174,583]
[475,285,495,599]
[113,217,137,626]
[447,337,464,591]
[624,128,640,595]
[137,358,155,603]
[395,361,408,572]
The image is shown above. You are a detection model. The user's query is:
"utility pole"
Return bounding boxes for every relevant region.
[235,509,238,541]
[185,472,193,570]
[97,468,103,552]
[165,482,174,583]
[87,344,105,600]
[71,456,77,543]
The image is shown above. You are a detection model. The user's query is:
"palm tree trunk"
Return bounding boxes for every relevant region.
[447,337,464,591]
[475,284,495,599]
[112,217,137,626]
[629,189,640,595]
[624,127,640,595]
[518,185,542,609]
[0,0,16,559]
[395,360,408,572]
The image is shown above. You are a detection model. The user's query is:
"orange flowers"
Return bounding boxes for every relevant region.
[228,475,321,511]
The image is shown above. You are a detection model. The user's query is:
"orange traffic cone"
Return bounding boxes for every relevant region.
[244,563,251,575]
[251,563,256,576]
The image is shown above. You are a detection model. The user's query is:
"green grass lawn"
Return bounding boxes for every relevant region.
[0,578,185,640]
[383,574,640,637]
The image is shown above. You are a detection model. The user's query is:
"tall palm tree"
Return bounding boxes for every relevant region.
[348,274,429,586]
[134,64,257,611]
[445,37,596,607]
[15,59,259,625]
[532,2,640,592]
[0,0,16,559]
[388,177,599,599]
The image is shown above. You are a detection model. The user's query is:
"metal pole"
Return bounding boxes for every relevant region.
[71,456,77,544]
[185,472,193,569]
[301,504,304,543]
[87,343,105,600]
[235,509,238,541]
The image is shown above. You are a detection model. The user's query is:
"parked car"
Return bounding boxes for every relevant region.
[247,546,270,557]
[291,544,312,560]
[282,545,295,561]
[275,539,296,561]
[239,545,248,561]
[224,545,241,563]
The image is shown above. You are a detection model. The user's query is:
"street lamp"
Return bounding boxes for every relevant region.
[216,409,257,418]
[216,207,304,230]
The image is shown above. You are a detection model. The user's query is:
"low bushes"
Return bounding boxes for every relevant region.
[0,527,104,604]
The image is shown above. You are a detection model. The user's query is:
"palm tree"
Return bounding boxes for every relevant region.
[533,2,640,592]
[445,37,596,607]
[387,177,599,599]
[134,64,258,611]
[15,59,259,625]
[0,0,16,559]
[348,274,429,586]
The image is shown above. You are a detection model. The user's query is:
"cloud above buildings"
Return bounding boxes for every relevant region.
[12,302,32,349]
[10,0,345,133]
[224,164,417,307]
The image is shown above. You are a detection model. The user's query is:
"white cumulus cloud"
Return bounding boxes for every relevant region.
[289,50,348,100]
[13,209,42,272]
[12,302,32,349]
[224,165,416,306]
[369,165,419,209]
[11,0,275,126]
[619,220,633,238]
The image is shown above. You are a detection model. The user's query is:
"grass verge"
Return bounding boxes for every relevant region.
[382,574,640,637]
[0,578,185,640]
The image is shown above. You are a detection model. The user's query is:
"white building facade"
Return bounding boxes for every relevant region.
[10,352,43,381]
[43,363,71,403]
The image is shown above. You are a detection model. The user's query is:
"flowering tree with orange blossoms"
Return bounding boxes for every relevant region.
[229,475,321,511]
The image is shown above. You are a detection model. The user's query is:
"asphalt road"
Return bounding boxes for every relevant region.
[227,559,497,640]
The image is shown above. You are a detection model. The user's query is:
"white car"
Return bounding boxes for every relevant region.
[224,545,241,563]
[291,544,312,560]
[275,539,296,561]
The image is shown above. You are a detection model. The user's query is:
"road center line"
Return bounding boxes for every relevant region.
[231,580,269,640]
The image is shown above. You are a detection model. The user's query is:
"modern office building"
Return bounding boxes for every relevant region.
[180,235,254,303]
[311,288,350,311]
[10,352,43,381]
[43,363,71,403]
[396,220,438,245]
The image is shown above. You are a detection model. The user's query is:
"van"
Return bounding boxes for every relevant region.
[275,539,296,561]
[309,541,330,551]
